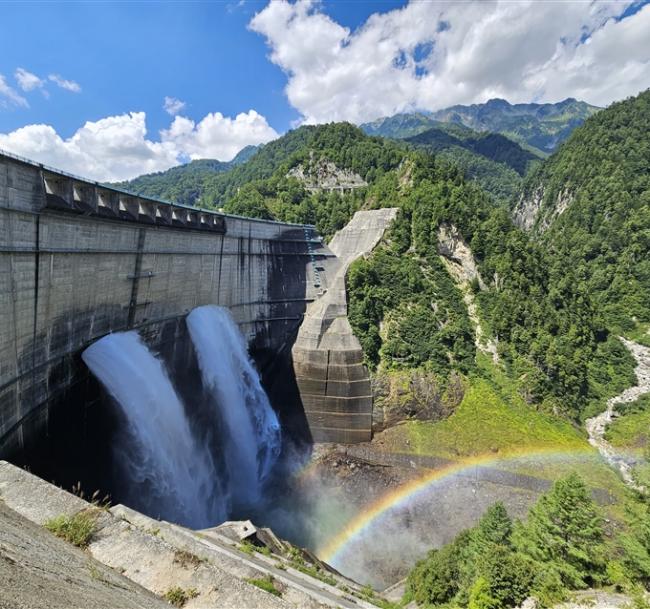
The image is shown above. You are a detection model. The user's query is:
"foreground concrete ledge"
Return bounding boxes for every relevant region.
[0,460,379,609]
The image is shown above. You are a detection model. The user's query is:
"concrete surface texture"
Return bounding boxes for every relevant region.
[0,151,333,459]
[292,208,399,443]
[0,460,377,609]
[0,498,171,609]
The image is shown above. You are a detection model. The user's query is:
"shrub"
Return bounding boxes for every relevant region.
[163,586,198,607]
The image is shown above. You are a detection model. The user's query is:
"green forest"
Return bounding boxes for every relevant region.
[406,474,650,609]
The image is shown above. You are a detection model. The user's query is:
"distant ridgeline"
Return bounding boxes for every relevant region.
[361,97,601,154]
[114,92,648,423]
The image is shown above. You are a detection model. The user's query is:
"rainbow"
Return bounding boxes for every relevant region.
[317,446,596,564]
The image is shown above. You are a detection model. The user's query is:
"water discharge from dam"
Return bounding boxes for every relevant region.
[81,305,282,529]
[186,305,282,510]
[81,332,227,528]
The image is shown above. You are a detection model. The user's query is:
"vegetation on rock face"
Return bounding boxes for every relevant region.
[406,475,609,609]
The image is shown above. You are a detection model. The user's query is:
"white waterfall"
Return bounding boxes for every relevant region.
[82,331,227,528]
[186,305,281,510]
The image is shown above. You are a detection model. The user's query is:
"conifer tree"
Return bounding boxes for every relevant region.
[515,473,605,588]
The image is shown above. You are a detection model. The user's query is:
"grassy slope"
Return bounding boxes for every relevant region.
[381,365,586,459]
[375,355,630,513]
[605,394,649,456]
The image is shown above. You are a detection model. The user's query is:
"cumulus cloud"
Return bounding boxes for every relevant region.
[249,0,650,124]
[163,96,186,116]
[48,74,81,93]
[0,109,278,182]
[161,110,278,161]
[15,68,45,92]
[0,74,28,108]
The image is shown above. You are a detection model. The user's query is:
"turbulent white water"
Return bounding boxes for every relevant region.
[187,305,282,509]
[82,331,227,528]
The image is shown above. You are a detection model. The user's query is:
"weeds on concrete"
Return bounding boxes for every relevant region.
[238,540,255,555]
[286,547,336,586]
[246,575,282,597]
[44,509,98,549]
[173,550,205,569]
[163,586,199,607]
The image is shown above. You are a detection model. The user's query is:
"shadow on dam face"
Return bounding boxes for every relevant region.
[4,311,313,513]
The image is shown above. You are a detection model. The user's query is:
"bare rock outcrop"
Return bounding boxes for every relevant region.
[512,185,573,232]
[436,223,498,362]
[287,155,367,193]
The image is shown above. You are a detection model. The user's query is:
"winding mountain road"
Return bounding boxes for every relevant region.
[585,338,650,492]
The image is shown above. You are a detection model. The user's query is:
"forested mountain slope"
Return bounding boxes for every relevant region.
[111,145,258,206]
[404,125,541,203]
[361,112,441,139]
[514,89,650,333]
[193,121,634,421]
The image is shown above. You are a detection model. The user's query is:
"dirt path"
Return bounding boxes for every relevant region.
[585,338,650,492]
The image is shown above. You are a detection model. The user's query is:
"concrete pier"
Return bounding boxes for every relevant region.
[292,208,398,443]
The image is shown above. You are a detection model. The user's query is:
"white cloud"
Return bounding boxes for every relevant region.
[0,74,28,108]
[48,74,81,93]
[0,109,278,182]
[161,110,278,161]
[163,96,186,116]
[249,0,650,124]
[15,68,45,92]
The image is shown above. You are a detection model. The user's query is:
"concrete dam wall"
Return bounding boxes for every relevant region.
[0,151,336,460]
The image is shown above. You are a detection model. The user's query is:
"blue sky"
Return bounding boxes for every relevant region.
[0,0,648,181]
[0,1,404,137]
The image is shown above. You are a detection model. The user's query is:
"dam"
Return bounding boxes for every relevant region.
[0,149,397,481]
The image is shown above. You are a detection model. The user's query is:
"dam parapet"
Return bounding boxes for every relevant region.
[292,208,399,443]
[0,150,331,458]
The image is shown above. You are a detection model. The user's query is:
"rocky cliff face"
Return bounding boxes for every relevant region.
[436,223,498,362]
[287,155,367,193]
[512,184,574,232]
